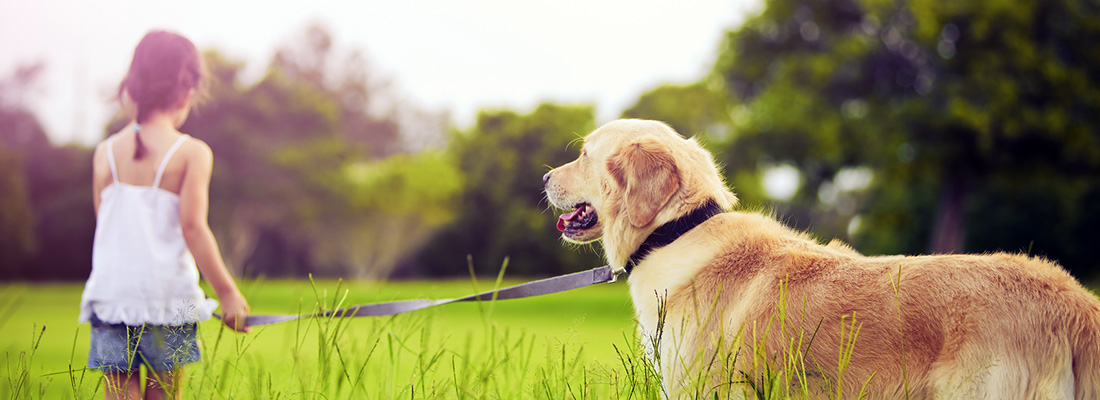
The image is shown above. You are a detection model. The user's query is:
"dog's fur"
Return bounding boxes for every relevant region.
[545,119,1100,399]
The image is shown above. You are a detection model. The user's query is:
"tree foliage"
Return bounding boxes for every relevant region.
[0,125,36,275]
[622,81,733,140]
[174,43,461,279]
[0,65,49,274]
[412,103,605,277]
[270,23,403,158]
[0,65,96,280]
[710,0,1100,277]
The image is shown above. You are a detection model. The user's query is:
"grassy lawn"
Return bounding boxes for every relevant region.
[9,276,1098,399]
[1,277,662,399]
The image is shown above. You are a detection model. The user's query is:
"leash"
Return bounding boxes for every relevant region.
[219,198,723,327]
[222,265,619,327]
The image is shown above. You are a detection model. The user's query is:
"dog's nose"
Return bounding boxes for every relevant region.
[543,171,552,184]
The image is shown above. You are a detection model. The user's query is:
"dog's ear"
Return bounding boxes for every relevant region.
[608,137,680,228]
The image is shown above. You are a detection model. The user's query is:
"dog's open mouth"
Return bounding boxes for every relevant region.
[557,203,598,233]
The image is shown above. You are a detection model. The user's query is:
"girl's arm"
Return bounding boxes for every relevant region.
[179,140,250,332]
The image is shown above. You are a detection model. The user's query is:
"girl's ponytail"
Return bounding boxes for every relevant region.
[134,124,146,160]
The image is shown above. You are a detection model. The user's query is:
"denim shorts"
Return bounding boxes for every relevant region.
[88,314,201,372]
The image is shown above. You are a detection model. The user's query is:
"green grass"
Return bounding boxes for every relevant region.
[14,270,1068,398]
[0,275,879,399]
[1,277,662,399]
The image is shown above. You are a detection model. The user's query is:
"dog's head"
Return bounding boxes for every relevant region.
[544,119,737,271]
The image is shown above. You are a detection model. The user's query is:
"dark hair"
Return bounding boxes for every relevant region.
[117,31,208,160]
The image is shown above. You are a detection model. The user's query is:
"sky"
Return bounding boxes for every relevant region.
[0,0,760,146]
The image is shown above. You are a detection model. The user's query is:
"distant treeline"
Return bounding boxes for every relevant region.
[3,0,1099,281]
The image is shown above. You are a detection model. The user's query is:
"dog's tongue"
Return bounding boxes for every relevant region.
[556,208,583,232]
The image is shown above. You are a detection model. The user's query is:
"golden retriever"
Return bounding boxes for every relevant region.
[544,119,1100,399]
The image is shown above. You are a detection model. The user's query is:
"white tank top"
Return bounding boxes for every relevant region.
[78,134,218,325]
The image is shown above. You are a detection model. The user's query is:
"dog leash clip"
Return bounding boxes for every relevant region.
[608,266,626,283]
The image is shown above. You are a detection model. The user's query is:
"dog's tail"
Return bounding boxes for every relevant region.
[1072,292,1100,400]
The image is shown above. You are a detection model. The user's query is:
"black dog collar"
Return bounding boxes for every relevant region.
[625,199,723,273]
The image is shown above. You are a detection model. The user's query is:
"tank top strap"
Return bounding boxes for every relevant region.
[105,135,119,184]
[153,134,190,190]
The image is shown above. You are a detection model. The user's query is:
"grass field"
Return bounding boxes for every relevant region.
[1,276,667,399]
[9,274,1098,399]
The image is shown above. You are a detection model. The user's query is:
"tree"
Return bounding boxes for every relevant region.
[0,145,35,277]
[1,64,95,281]
[410,103,605,277]
[0,69,44,276]
[711,0,1100,277]
[173,48,461,279]
[182,49,350,277]
[622,81,733,140]
[270,23,414,158]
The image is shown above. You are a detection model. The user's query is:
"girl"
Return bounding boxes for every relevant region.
[79,30,250,399]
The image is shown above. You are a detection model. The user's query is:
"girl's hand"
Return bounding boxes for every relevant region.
[219,292,251,333]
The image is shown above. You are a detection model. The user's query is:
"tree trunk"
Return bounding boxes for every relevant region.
[929,173,969,254]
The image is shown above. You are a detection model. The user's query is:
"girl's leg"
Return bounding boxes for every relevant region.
[103,371,141,400]
[143,368,182,400]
